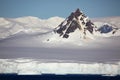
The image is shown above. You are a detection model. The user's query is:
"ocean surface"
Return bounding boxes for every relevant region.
[0,74,120,80]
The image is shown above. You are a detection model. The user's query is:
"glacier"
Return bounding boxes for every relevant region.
[0,58,120,76]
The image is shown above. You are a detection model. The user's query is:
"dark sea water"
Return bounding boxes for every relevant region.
[0,74,120,80]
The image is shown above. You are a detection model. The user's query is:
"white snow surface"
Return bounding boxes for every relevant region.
[0,16,120,75]
[0,16,64,39]
[0,58,120,75]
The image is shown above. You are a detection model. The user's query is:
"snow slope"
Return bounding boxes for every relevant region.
[0,16,64,39]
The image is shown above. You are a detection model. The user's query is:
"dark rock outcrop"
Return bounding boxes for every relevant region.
[97,24,118,34]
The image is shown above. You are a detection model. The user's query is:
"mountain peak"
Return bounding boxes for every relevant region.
[54,8,96,39]
[67,8,82,22]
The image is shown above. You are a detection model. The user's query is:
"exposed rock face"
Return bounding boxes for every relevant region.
[54,8,97,38]
[97,24,119,34]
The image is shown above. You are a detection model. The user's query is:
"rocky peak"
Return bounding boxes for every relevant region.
[54,8,97,39]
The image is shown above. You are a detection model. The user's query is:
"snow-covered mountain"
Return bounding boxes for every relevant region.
[54,8,97,39]
[0,9,120,42]
[54,8,119,40]
[0,9,120,75]
[0,16,64,39]
[0,9,120,41]
[0,12,120,47]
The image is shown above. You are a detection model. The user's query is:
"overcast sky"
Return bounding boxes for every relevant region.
[0,0,120,19]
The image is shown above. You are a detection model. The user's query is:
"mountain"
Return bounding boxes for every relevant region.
[0,10,120,75]
[0,16,64,39]
[54,8,97,39]
[0,9,120,45]
[0,9,120,66]
[97,23,118,34]
[54,9,119,40]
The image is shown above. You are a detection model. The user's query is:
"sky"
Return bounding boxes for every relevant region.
[0,0,120,19]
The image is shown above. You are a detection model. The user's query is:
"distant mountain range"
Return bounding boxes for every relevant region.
[0,9,120,44]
